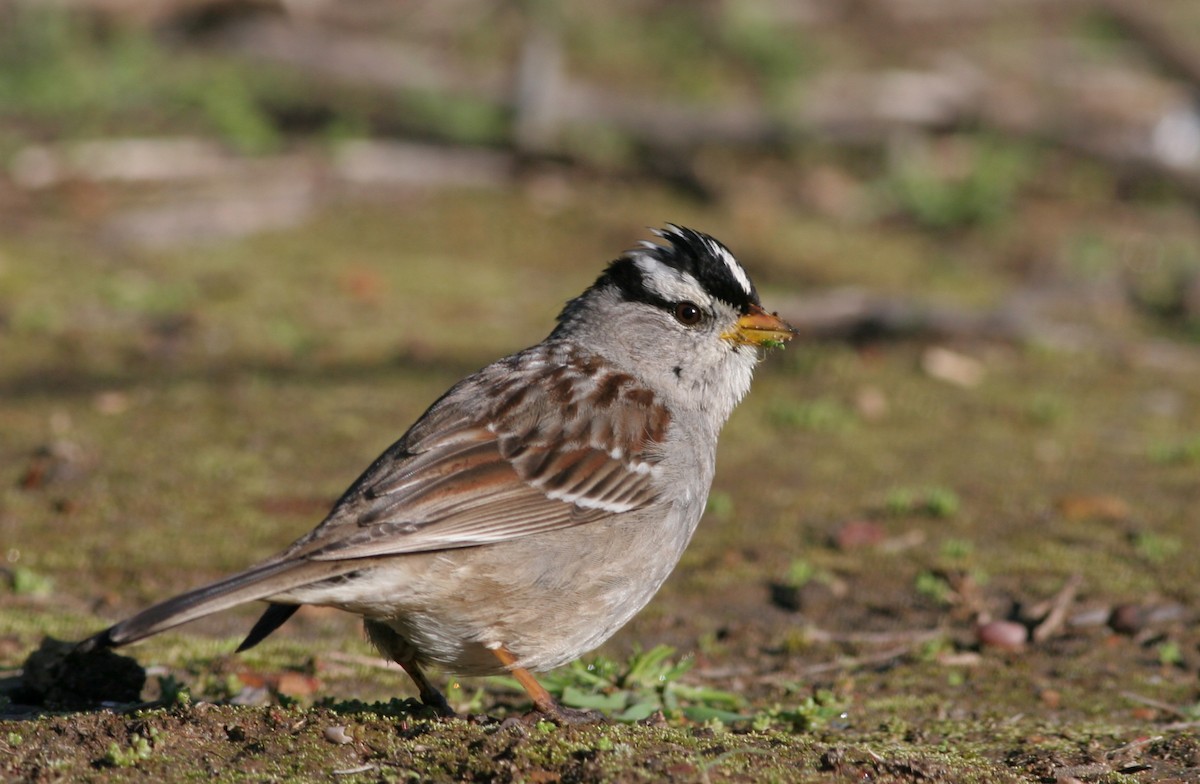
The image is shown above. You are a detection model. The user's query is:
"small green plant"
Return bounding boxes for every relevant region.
[0,6,302,153]
[769,398,855,432]
[103,731,154,768]
[914,570,955,606]
[521,645,747,724]
[1158,640,1184,667]
[7,566,53,596]
[399,90,508,146]
[915,636,955,661]
[886,487,960,518]
[884,136,1033,230]
[1149,435,1200,465]
[156,675,192,707]
[939,538,974,561]
[1131,531,1182,563]
[197,69,280,155]
[718,2,816,103]
[1026,394,1067,426]
[784,558,816,587]
[758,690,846,733]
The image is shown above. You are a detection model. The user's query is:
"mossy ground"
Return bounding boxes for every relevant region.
[3,182,1199,782]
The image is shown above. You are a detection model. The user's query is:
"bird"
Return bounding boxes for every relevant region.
[76,225,796,722]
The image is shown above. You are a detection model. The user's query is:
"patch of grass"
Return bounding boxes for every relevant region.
[496,645,851,733]
[1064,231,1120,278]
[1130,531,1183,563]
[768,397,855,432]
[0,8,156,119]
[914,570,955,606]
[1149,434,1200,465]
[196,69,282,155]
[1025,393,1068,426]
[0,6,292,153]
[783,558,816,587]
[883,136,1035,230]
[1157,640,1184,668]
[704,490,735,521]
[156,675,193,707]
[938,538,974,561]
[885,486,961,518]
[749,690,847,733]
[718,3,817,103]
[5,566,54,597]
[527,645,747,724]
[397,90,508,147]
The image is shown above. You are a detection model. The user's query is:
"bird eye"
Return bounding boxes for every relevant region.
[673,301,703,326]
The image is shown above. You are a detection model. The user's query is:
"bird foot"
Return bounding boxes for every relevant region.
[419,692,457,719]
[498,703,606,728]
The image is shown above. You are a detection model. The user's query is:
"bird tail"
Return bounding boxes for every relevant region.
[75,558,352,654]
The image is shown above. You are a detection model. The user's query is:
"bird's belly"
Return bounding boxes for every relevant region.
[285,503,699,676]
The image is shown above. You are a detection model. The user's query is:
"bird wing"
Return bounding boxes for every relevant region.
[288,344,673,561]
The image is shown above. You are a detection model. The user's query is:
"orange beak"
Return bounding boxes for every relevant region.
[723,304,798,348]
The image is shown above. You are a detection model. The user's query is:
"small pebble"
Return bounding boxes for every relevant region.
[977,620,1028,651]
[921,347,984,388]
[855,386,888,420]
[834,520,887,550]
[93,390,130,415]
[1108,604,1144,635]
[1067,606,1113,628]
[324,725,354,745]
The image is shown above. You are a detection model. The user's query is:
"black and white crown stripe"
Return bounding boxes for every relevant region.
[622,224,760,314]
[629,252,710,306]
[651,226,754,299]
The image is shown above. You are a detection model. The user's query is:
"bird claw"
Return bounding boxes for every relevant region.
[494,704,607,731]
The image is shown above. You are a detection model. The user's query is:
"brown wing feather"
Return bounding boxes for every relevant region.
[287,342,672,561]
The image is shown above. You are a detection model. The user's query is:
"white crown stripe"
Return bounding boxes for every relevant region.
[632,254,706,303]
[633,227,754,300]
[706,239,753,296]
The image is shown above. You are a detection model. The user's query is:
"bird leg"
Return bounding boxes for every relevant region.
[491,646,604,725]
[398,658,455,718]
[364,619,454,717]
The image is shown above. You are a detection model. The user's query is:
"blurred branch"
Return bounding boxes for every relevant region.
[776,285,1200,373]
[1096,0,1200,91]
[218,19,508,97]
[11,0,1200,207]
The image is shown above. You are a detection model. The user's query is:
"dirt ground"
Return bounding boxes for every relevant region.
[3,3,1200,782]
[3,185,1199,782]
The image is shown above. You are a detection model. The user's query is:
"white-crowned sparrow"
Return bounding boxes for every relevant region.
[78,225,795,721]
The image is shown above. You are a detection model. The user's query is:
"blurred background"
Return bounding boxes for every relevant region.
[3,0,1200,753]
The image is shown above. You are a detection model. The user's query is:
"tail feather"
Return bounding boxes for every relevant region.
[76,559,352,654]
[236,603,301,652]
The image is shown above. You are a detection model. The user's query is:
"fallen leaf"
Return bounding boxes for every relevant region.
[1055,495,1132,522]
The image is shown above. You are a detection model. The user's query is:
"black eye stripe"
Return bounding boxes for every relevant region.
[565,227,761,325]
[646,226,759,312]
